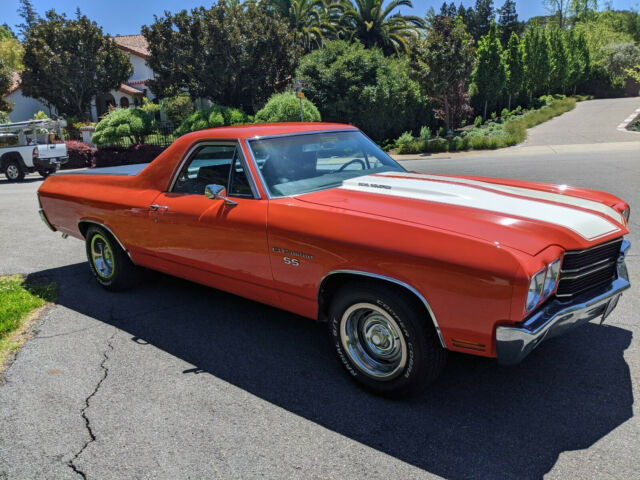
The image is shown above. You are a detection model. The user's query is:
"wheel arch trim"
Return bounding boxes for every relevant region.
[319,270,447,348]
[78,220,135,264]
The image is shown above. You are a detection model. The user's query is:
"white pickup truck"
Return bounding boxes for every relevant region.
[0,119,68,182]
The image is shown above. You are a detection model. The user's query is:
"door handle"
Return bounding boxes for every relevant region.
[150,204,169,211]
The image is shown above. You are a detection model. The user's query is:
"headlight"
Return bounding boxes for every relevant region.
[622,207,630,223]
[526,268,547,312]
[543,258,561,297]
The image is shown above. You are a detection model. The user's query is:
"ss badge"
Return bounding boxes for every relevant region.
[283,257,300,267]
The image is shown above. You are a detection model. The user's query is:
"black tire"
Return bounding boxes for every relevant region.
[329,282,447,397]
[38,168,57,178]
[85,225,141,291]
[4,160,25,182]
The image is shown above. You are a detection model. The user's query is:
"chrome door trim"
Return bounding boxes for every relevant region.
[244,128,358,141]
[78,220,135,264]
[167,139,261,200]
[243,139,272,200]
[319,269,447,348]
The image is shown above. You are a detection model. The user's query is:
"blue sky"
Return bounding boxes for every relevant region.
[2,1,639,36]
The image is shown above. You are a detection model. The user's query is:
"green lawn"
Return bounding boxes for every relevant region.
[0,275,57,367]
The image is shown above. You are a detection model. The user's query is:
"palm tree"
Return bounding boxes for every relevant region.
[268,0,342,51]
[341,0,424,54]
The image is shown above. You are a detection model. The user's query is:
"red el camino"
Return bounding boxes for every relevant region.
[37,123,631,396]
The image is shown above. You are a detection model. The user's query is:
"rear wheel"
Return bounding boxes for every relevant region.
[4,160,24,182]
[85,225,140,291]
[38,167,57,178]
[329,282,447,397]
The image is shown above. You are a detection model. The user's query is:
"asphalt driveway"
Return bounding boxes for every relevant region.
[524,96,640,145]
[0,98,639,479]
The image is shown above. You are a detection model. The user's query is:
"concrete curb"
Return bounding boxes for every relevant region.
[391,141,640,162]
[617,107,640,133]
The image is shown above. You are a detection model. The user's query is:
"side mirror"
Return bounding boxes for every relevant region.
[204,184,238,206]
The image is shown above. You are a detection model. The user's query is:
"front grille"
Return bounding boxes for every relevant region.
[556,238,622,298]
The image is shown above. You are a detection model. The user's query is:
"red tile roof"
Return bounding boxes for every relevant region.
[112,35,150,58]
[118,83,144,97]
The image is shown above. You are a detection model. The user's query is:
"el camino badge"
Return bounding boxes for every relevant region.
[272,247,313,267]
[358,182,392,189]
[272,247,313,259]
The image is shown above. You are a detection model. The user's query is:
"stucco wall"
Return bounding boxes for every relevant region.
[129,54,154,84]
[4,90,58,122]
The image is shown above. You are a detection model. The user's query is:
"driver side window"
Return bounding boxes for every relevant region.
[172,144,253,198]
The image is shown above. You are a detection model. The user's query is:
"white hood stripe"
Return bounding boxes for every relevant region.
[340,173,620,241]
[384,172,623,223]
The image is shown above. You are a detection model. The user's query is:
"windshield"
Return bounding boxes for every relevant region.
[247,130,405,197]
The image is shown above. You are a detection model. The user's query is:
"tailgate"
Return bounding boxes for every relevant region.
[38,143,68,158]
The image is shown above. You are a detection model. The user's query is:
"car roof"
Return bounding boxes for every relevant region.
[182,122,358,140]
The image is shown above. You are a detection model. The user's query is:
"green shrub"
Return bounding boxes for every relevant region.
[395,131,415,147]
[296,40,429,142]
[490,111,497,120]
[176,105,249,135]
[474,115,483,127]
[396,97,577,154]
[140,98,161,115]
[501,108,510,119]
[0,111,10,124]
[32,110,49,120]
[163,94,194,125]
[397,137,449,154]
[254,92,321,123]
[419,126,431,141]
[451,136,471,151]
[437,126,446,137]
[92,108,155,146]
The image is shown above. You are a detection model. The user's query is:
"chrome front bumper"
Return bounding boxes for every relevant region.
[496,239,631,365]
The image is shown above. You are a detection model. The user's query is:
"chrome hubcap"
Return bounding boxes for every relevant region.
[91,234,115,279]
[340,303,407,379]
[6,165,19,179]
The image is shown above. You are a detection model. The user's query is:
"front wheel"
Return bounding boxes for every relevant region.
[85,225,140,291]
[329,283,447,397]
[4,160,25,182]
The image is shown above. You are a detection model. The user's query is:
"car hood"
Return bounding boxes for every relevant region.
[295,171,627,256]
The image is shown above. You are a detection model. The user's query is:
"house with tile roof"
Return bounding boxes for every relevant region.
[3,34,157,122]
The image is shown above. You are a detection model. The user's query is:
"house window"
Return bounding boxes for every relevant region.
[120,97,130,108]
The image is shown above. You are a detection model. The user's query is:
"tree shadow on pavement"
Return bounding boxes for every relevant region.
[29,263,634,480]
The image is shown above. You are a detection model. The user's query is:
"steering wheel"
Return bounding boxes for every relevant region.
[336,159,366,172]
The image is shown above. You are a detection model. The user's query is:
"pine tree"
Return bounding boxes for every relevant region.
[503,32,523,109]
[497,0,519,45]
[17,0,38,36]
[471,0,495,41]
[523,23,551,100]
[548,26,568,93]
[472,22,506,118]
[457,3,475,31]
[440,2,458,18]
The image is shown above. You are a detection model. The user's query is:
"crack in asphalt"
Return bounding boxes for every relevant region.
[66,329,116,479]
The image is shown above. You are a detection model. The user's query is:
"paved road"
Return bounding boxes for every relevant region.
[524,96,640,145]
[1,99,639,479]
